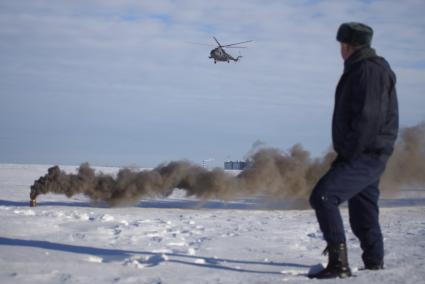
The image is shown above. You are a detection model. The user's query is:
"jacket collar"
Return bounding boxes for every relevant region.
[344,47,377,73]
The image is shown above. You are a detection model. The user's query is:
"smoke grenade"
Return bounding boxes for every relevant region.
[29,122,425,208]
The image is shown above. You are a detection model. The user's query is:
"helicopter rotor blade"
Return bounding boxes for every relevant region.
[223,46,248,49]
[213,36,222,47]
[221,40,253,48]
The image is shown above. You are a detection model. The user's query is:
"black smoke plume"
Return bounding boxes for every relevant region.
[381,122,425,194]
[30,122,425,208]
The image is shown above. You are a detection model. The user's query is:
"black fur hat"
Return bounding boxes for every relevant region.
[336,22,373,46]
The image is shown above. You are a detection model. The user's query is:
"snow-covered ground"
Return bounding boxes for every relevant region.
[1,164,424,284]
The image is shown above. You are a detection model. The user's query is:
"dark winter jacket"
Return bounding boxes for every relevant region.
[332,47,399,160]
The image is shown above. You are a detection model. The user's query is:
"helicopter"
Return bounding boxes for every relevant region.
[208,37,252,64]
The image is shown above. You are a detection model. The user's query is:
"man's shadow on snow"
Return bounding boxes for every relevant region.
[0,237,309,275]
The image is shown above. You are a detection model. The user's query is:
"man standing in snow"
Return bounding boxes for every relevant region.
[308,22,399,279]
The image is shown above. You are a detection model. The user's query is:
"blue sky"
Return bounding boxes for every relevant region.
[0,0,424,167]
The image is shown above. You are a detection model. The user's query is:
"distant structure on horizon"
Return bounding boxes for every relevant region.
[224,160,250,170]
[202,158,214,169]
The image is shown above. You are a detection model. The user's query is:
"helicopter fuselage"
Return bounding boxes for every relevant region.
[209,47,239,63]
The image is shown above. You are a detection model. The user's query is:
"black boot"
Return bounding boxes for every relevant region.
[308,243,352,279]
[363,261,384,270]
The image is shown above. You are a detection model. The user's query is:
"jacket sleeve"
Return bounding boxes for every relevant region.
[340,64,384,160]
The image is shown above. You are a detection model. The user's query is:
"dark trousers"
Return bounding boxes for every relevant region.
[309,154,388,265]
